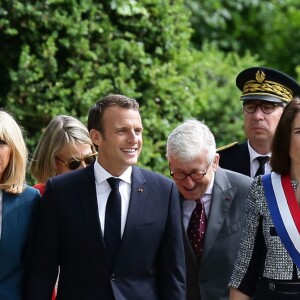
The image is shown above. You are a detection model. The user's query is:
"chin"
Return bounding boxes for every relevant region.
[181,192,196,200]
[125,158,138,166]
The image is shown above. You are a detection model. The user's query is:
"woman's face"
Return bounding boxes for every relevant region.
[290,112,300,168]
[0,138,11,181]
[55,142,94,175]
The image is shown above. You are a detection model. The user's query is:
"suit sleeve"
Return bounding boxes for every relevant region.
[157,181,186,299]
[25,179,59,300]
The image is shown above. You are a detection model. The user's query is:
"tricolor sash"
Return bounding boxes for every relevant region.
[262,172,300,269]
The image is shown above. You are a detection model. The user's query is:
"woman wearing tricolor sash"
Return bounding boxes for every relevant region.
[229,97,300,300]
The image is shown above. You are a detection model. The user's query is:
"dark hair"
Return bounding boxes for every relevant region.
[87,94,140,133]
[271,97,300,174]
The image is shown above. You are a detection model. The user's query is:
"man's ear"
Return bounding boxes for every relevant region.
[90,129,103,148]
[213,153,220,171]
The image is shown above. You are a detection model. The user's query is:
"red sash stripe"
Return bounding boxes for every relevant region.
[282,174,300,234]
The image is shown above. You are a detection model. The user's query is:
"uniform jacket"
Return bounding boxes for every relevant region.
[218,142,251,177]
[0,186,40,300]
[182,167,252,300]
[25,164,186,300]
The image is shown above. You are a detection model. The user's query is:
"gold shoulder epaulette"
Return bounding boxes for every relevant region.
[217,141,238,152]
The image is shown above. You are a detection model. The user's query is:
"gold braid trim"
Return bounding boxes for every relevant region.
[243,80,293,101]
[217,141,238,152]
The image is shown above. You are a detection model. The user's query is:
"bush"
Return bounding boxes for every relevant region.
[0,0,261,182]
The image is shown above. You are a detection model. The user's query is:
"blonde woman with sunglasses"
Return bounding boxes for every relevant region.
[30,115,97,195]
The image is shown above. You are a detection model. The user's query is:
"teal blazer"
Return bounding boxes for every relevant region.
[0,186,40,300]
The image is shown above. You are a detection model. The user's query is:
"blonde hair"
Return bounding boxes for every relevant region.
[0,111,27,194]
[29,115,95,183]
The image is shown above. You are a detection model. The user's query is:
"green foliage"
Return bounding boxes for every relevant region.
[186,0,300,78]
[0,0,262,181]
[184,45,261,146]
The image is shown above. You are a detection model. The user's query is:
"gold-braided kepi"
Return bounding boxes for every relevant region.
[236,67,300,103]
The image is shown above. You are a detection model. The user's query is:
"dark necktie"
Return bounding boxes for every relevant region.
[104,177,121,265]
[187,199,207,259]
[255,156,269,177]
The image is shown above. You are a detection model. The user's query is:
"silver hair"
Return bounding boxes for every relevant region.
[166,119,216,164]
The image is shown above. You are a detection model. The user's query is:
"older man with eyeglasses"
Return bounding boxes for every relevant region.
[218,67,300,177]
[166,119,252,300]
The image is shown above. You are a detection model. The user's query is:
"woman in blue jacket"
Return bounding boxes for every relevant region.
[0,110,40,299]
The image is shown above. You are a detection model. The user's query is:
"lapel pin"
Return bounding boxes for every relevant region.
[138,188,144,192]
[225,196,230,200]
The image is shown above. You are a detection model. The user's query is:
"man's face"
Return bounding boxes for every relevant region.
[243,100,284,150]
[92,105,143,176]
[168,154,219,200]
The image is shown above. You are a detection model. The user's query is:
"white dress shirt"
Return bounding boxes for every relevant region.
[247,140,271,177]
[94,161,132,237]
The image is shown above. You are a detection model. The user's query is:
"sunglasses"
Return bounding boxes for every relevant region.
[55,152,98,170]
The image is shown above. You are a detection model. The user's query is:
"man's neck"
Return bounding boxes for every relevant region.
[248,140,270,155]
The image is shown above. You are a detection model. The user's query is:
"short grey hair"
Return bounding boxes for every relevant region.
[166,119,216,164]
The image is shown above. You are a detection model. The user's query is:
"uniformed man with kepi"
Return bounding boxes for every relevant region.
[218,66,300,177]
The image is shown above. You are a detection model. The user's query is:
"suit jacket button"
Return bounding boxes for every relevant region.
[267,280,275,292]
[111,274,116,281]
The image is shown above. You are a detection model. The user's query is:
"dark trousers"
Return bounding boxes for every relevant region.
[254,277,300,300]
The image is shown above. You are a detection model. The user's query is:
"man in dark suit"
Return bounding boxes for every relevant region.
[25,94,186,299]
[166,119,252,300]
[218,66,300,177]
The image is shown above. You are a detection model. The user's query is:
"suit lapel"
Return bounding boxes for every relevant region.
[179,195,199,265]
[0,192,18,244]
[183,224,199,265]
[121,166,147,241]
[78,165,104,254]
[201,168,237,265]
[238,143,251,176]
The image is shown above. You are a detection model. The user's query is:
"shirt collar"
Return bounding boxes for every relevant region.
[247,140,271,163]
[205,171,214,195]
[94,160,132,185]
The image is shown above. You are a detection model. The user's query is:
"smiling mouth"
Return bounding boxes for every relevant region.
[184,186,197,192]
[122,148,137,153]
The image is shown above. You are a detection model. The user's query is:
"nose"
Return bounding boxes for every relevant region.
[128,130,138,143]
[252,106,264,120]
[78,160,87,169]
[182,175,197,188]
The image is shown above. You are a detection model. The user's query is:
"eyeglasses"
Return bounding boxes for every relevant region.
[55,152,98,170]
[169,168,207,181]
[243,102,283,114]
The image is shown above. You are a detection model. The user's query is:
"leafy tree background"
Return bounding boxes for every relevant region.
[186,0,300,77]
[0,0,298,184]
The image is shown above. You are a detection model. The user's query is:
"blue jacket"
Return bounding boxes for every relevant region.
[0,186,40,300]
